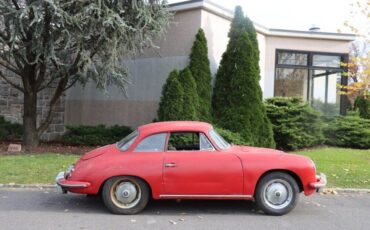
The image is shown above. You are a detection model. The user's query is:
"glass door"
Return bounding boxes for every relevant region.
[309,70,341,116]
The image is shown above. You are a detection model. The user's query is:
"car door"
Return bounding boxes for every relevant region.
[162,132,243,196]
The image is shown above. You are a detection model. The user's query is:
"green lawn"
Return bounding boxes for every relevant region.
[0,153,79,184]
[0,147,369,188]
[295,147,370,189]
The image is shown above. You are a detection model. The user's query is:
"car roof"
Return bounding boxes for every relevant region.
[138,121,213,135]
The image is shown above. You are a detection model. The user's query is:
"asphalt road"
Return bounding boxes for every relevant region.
[0,187,369,230]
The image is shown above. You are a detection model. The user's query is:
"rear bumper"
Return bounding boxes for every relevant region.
[55,171,90,193]
[309,173,327,191]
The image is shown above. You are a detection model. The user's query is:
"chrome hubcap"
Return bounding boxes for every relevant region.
[112,180,141,209]
[263,179,293,209]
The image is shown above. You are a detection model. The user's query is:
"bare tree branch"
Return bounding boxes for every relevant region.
[0,59,22,76]
[11,0,20,10]
[35,2,51,90]
[0,69,24,92]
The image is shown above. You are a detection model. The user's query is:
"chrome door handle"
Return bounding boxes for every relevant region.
[165,163,176,168]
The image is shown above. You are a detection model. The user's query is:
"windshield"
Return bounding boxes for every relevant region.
[116,130,139,151]
[209,129,230,150]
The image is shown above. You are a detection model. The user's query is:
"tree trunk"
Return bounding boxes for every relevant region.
[23,91,39,151]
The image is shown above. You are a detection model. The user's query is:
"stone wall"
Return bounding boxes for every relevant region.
[0,69,66,141]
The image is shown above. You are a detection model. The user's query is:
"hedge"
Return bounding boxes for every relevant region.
[0,116,23,141]
[324,116,370,149]
[62,125,133,146]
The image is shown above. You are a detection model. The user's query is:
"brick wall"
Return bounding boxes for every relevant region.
[0,70,66,141]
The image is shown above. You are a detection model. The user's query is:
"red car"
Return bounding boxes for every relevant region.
[56,121,326,215]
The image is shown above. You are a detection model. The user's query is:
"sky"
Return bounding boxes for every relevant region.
[168,0,357,33]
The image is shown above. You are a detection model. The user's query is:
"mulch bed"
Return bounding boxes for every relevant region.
[0,141,97,155]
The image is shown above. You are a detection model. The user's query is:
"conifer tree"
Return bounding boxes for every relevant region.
[157,70,184,121]
[212,6,275,148]
[178,68,199,120]
[189,29,212,121]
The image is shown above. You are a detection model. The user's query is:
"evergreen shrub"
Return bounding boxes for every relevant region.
[62,125,133,146]
[324,116,370,149]
[265,97,324,150]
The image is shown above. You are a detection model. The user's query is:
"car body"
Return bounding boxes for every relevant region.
[56,121,326,215]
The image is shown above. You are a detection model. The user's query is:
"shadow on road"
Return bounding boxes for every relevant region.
[0,188,260,216]
[45,193,260,216]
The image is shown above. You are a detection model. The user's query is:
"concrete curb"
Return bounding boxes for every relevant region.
[0,183,56,189]
[0,184,369,194]
[328,188,370,194]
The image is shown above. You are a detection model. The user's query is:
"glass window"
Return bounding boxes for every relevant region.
[209,129,230,150]
[275,68,308,98]
[277,52,308,66]
[310,70,341,116]
[117,130,138,151]
[168,132,200,151]
[199,133,215,151]
[312,55,341,68]
[134,133,166,152]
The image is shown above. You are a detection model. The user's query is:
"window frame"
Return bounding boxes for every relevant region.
[274,49,348,115]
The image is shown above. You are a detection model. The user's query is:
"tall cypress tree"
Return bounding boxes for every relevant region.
[189,29,212,121]
[157,70,184,121]
[178,68,199,120]
[212,6,275,148]
[212,6,246,120]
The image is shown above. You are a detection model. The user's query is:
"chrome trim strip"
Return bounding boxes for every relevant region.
[159,194,253,199]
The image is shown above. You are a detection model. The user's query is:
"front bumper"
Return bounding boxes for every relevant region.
[55,171,90,193]
[309,173,327,192]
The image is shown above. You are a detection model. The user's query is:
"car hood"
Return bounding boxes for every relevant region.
[81,144,115,160]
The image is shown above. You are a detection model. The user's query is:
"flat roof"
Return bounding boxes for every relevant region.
[169,0,355,41]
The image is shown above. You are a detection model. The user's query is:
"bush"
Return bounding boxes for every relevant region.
[0,116,23,141]
[354,96,370,119]
[212,7,275,148]
[62,125,133,146]
[157,70,184,121]
[265,97,324,151]
[215,127,251,146]
[324,116,370,149]
[189,28,212,121]
[178,68,199,120]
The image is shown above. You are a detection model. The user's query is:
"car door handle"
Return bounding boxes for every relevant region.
[165,163,177,168]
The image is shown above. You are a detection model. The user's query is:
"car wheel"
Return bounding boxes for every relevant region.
[102,176,149,214]
[255,172,299,215]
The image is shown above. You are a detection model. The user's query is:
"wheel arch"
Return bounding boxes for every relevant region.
[255,169,304,194]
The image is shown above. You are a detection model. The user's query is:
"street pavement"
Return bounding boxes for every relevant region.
[0,187,369,230]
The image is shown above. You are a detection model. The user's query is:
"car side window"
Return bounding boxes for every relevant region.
[134,133,167,152]
[168,132,204,151]
[200,133,215,151]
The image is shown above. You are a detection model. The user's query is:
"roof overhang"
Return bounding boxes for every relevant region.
[169,0,355,41]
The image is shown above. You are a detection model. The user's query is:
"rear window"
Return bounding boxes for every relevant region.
[116,130,138,151]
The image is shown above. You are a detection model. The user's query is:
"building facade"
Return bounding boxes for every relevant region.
[0,0,355,139]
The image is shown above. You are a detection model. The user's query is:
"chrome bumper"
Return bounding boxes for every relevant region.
[55,171,90,194]
[309,173,327,192]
